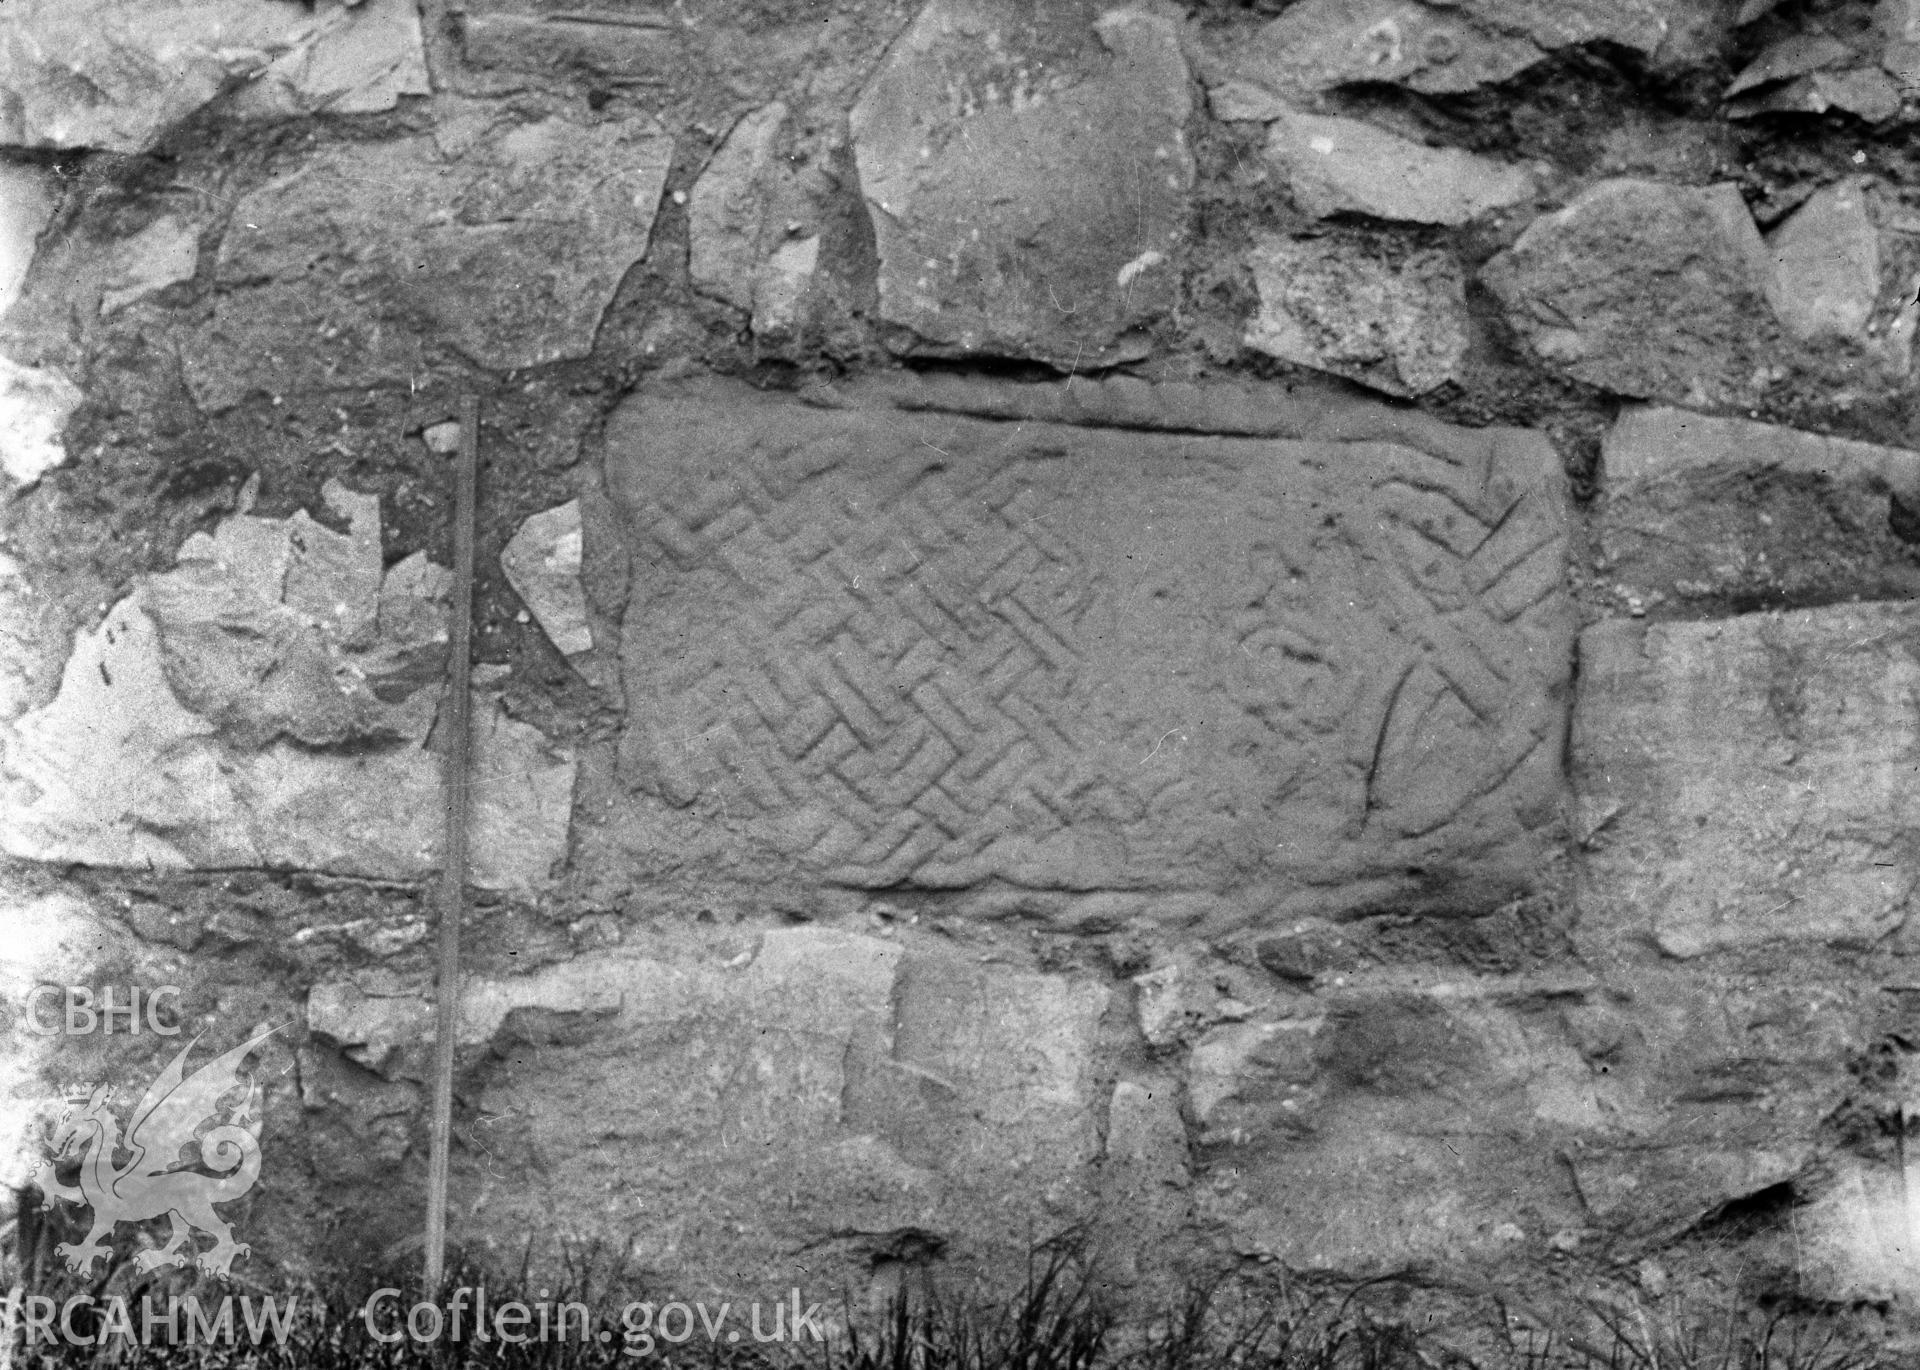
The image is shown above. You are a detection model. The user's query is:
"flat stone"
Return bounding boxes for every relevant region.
[0,0,412,152]
[0,357,81,487]
[228,0,429,118]
[1228,0,1687,100]
[1482,179,1778,402]
[1244,233,1470,396]
[1595,406,1920,610]
[1262,108,1534,225]
[600,378,1570,921]
[0,164,56,319]
[501,500,592,657]
[458,1,679,80]
[98,216,200,316]
[851,1,1192,367]
[1574,603,1920,959]
[0,489,574,889]
[1766,178,1882,342]
[184,117,670,409]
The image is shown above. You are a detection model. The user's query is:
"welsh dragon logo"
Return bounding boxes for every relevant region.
[29,1028,276,1279]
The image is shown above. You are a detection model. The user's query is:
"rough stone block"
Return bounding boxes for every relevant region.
[1483,179,1779,403]
[1244,233,1470,396]
[1596,406,1920,612]
[851,0,1191,366]
[1574,603,1920,959]
[601,379,1570,922]
[184,116,670,409]
[502,501,592,657]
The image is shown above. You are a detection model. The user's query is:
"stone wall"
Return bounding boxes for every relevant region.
[3,0,1920,1330]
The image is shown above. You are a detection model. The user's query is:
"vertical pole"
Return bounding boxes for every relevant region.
[424,395,478,1294]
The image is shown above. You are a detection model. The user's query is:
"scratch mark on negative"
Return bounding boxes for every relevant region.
[1140,727,1182,766]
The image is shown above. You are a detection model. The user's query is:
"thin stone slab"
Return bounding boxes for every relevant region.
[1260,107,1535,226]
[602,379,1571,921]
[1225,0,1692,100]
[1574,603,1920,959]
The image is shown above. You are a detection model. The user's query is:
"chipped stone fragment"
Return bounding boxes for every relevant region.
[501,500,592,657]
[1244,233,1469,395]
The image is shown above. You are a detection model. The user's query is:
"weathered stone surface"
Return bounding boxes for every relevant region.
[1766,178,1886,343]
[851,1,1191,366]
[1244,234,1470,395]
[0,356,80,487]
[1595,406,1920,612]
[185,115,671,409]
[420,929,1110,1290]
[0,164,56,319]
[1259,107,1535,225]
[98,215,200,316]
[601,378,1570,921]
[1227,0,1693,101]
[1483,179,1778,402]
[0,487,574,889]
[1574,603,1920,959]
[0,0,423,152]
[502,500,592,657]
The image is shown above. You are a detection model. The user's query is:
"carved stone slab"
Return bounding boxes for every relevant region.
[602,378,1571,920]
